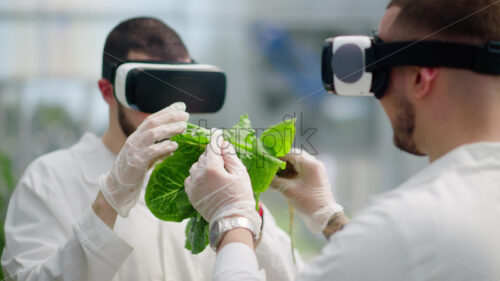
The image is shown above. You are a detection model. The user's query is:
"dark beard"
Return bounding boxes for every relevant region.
[393,97,426,156]
[117,103,136,137]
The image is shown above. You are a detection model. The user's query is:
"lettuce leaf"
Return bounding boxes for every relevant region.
[145,114,296,254]
[184,213,209,254]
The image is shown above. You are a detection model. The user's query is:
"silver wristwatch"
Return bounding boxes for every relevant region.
[209,217,260,251]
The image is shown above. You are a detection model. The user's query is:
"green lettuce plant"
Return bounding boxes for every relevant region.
[146,114,296,254]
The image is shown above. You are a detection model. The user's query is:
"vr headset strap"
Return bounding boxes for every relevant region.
[366,40,500,75]
[101,59,198,84]
[102,59,117,83]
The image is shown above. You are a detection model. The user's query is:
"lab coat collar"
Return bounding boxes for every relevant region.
[400,141,500,190]
[70,133,116,185]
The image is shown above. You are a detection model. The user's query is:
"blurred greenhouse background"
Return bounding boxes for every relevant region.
[0,0,428,262]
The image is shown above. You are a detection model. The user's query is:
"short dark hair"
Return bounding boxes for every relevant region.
[387,0,500,44]
[102,17,189,79]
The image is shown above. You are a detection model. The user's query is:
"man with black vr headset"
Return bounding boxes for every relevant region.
[184,0,500,280]
[1,17,301,280]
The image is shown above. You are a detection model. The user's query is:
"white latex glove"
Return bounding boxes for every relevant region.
[185,129,262,234]
[100,102,189,217]
[270,148,343,233]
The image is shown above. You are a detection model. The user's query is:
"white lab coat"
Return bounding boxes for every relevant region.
[1,133,302,281]
[215,142,500,281]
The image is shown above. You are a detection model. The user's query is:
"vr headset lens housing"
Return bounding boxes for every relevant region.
[104,61,226,114]
[322,36,500,99]
[323,36,375,97]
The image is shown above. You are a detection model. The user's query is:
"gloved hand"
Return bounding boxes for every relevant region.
[185,130,262,233]
[271,148,343,233]
[100,102,189,217]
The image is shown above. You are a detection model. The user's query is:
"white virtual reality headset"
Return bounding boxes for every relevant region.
[103,60,226,113]
[321,35,500,99]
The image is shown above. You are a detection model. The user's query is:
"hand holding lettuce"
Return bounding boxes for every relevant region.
[145,114,296,254]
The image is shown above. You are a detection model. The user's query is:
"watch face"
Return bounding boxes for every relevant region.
[209,217,260,250]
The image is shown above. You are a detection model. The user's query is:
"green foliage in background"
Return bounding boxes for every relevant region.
[0,151,15,279]
[146,114,296,254]
[0,153,14,192]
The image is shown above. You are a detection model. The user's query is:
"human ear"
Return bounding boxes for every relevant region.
[98,78,116,106]
[414,67,438,99]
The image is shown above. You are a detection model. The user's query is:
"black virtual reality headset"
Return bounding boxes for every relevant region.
[322,35,500,99]
[102,60,226,113]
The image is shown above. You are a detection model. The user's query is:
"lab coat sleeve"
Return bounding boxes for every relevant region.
[214,199,420,281]
[296,199,419,281]
[1,167,133,281]
[213,203,302,281]
[214,243,264,281]
[255,204,304,281]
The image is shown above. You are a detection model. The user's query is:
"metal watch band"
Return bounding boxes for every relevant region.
[209,217,259,251]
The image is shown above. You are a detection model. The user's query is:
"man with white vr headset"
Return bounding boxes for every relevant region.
[184,0,500,280]
[1,17,301,280]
